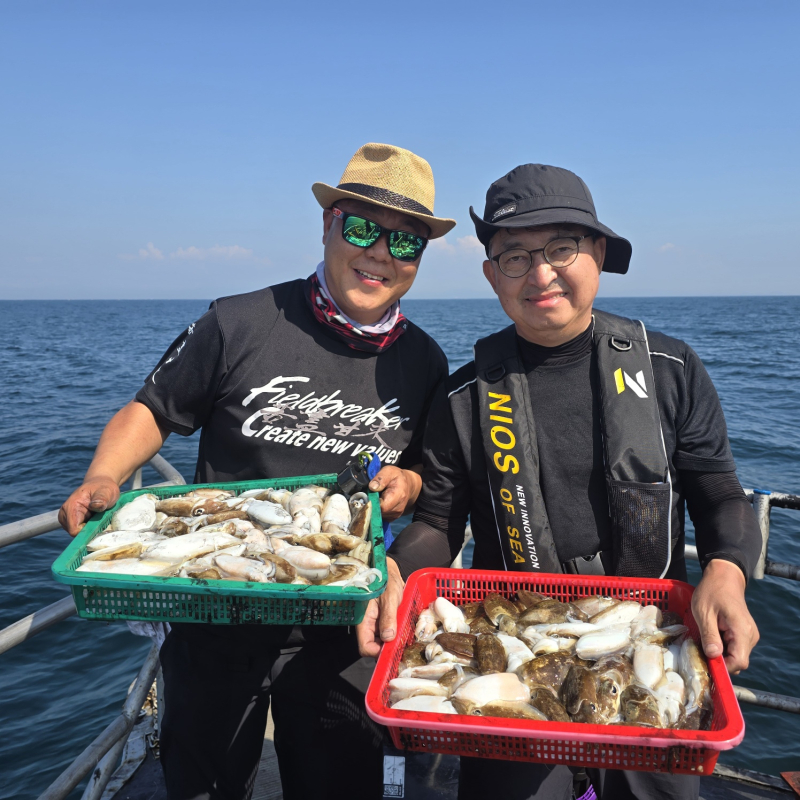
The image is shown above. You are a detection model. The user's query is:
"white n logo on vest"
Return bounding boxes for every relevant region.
[614,367,648,398]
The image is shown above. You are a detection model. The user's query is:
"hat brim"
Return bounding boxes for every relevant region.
[313,182,456,239]
[469,206,631,275]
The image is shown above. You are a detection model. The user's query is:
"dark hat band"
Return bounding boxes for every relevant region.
[338,183,432,216]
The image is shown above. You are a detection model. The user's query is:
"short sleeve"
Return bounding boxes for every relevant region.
[135,305,227,436]
[673,346,736,473]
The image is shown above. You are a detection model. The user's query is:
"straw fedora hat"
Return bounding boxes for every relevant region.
[312,143,456,239]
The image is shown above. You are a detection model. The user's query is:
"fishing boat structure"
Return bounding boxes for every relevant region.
[2,454,799,799]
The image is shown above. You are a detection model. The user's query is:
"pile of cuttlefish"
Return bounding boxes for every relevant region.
[389,591,713,729]
[76,486,381,588]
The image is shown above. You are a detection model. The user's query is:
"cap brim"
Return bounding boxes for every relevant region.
[469,206,631,274]
[313,182,456,239]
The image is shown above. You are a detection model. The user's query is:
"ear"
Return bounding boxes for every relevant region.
[322,208,334,245]
[483,260,499,295]
[593,235,607,273]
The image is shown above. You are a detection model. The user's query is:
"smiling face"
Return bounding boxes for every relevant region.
[321,198,430,325]
[483,224,606,346]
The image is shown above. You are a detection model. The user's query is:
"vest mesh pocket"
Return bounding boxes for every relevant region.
[608,480,671,578]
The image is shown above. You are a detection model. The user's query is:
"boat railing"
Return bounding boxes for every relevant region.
[0,465,799,799]
[0,455,185,800]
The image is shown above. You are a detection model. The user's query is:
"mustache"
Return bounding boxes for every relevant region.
[520,280,566,300]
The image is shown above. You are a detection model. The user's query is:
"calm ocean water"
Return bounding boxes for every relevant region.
[1,296,799,797]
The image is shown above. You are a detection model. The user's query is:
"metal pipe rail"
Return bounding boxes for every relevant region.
[761,559,800,580]
[733,686,800,714]
[38,643,160,800]
[0,596,77,656]
[149,453,187,486]
[683,544,800,581]
[0,455,186,550]
[9,474,799,798]
[676,488,800,581]
[0,509,62,550]
[79,736,127,800]
[746,488,800,511]
[0,454,185,660]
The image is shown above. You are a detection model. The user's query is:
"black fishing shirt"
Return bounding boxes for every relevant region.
[391,323,762,582]
[136,279,447,483]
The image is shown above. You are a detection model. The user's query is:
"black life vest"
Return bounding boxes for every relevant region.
[474,310,672,578]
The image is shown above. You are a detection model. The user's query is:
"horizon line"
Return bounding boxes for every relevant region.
[1,295,799,302]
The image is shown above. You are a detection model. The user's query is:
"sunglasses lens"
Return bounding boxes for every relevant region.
[337,208,426,261]
[389,231,426,261]
[342,215,380,248]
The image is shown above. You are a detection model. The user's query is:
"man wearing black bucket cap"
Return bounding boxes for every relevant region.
[59,143,454,799]
[385,164,762,800]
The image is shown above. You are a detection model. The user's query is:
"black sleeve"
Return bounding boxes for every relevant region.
[388,516,457,582]
[673,346,736,472]
[389,381,471,579]
[415,382,474,520]
[135,305,227,436]
[682,470,762,583]
[397,339,448,469]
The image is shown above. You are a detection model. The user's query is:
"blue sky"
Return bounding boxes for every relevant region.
[1,1,798,300]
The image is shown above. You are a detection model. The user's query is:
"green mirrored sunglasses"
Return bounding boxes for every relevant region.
[332,207,428,262]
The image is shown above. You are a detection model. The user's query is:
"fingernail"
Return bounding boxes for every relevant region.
[706,644,722,657]
[381,628,394,640]
[369,481,379,491]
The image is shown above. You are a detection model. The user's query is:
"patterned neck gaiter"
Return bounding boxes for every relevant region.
[305,267,408,354]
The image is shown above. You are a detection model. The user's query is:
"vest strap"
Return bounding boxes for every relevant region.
[593,311,672,577]
[474,312,673,579]
[563,552,607,576]
[475,327,563,574]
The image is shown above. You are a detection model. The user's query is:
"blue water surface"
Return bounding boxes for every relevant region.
[0,297,798,797]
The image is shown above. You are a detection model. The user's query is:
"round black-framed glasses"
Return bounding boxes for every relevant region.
[491,234,595,278]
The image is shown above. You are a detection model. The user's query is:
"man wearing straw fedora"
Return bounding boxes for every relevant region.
[385,164,762,800]
[58,143,454,799]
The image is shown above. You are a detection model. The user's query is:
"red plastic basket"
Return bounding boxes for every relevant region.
[365,568,744,775]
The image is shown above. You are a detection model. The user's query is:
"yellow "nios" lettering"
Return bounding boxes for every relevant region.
[491,394,523,561]
[488,393,519,473]
[488,393,512,413]
[493,452,520,474]
[491,426,514,449]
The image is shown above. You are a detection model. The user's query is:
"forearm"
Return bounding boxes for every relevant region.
[85,400,169,485]
[389,506,469,581]
[702,557,746,590]
[683,471,762,583]
[401,467,422,514]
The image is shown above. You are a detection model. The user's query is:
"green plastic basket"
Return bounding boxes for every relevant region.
[52,473,386,626]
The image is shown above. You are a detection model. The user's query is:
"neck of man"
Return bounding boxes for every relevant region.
[318,262,395,328]
[516,322,593,370]
[515,309,594,348]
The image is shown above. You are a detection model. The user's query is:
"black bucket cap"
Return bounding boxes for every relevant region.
[469,164,632,274]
